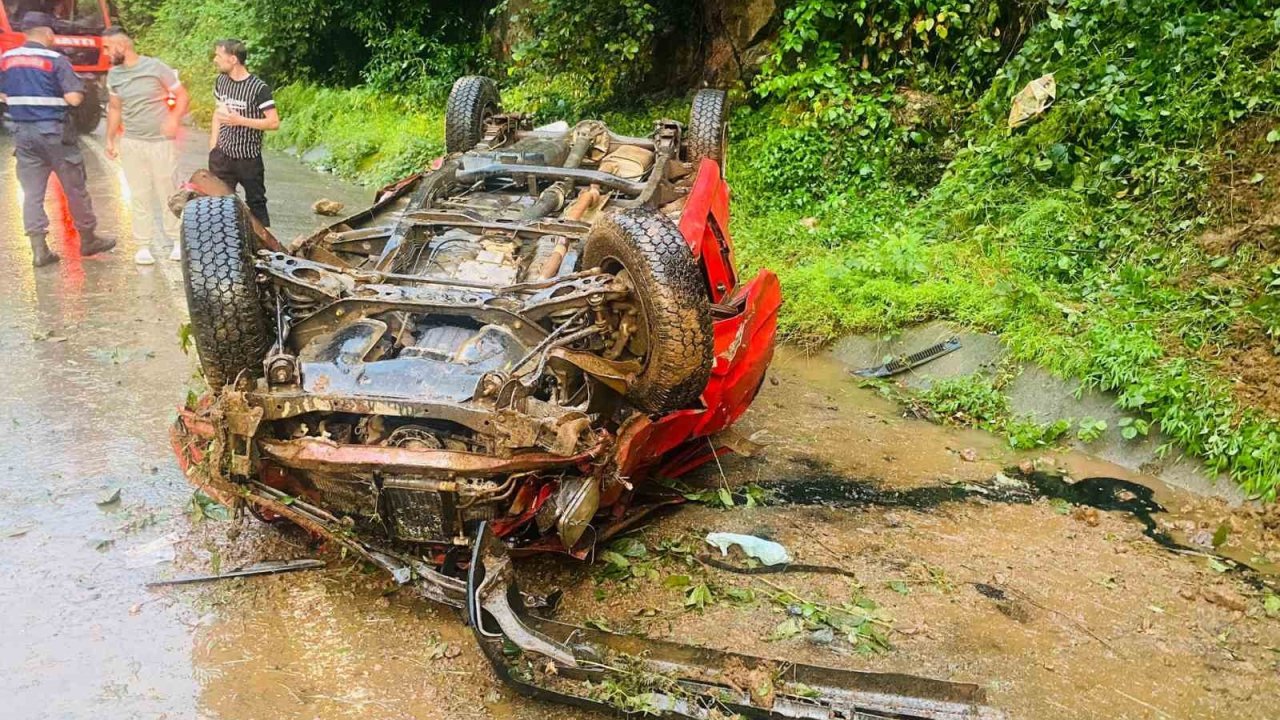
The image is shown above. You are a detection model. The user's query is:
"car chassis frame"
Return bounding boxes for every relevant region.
[170,91,1001,719]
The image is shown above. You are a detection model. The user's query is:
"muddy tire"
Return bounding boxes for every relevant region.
[181,196,271,391]
[71,82,103,134]
[445,76,501,154]
[584,209,713,413]
[687,89,727,171]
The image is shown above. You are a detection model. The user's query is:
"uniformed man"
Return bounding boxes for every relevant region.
[0,12,115,268]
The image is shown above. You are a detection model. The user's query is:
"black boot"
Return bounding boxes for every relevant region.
[79,230,116,257]
[29,234,59,268]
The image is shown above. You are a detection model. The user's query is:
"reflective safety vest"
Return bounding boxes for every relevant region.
[0,44,77,123]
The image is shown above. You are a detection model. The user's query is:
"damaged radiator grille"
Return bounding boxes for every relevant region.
[382,478,457,543]
[308,474,379,518]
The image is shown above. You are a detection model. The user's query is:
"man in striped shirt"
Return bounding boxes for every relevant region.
[209,39,279,228]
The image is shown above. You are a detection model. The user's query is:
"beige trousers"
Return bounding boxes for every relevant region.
[120,136,180,244]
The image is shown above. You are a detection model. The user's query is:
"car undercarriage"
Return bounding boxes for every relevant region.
[170,77,1002,719]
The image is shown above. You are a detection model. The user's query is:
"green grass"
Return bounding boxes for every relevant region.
[727,151,1280,496]
[270,85,445,184]
[718,1,1280,497]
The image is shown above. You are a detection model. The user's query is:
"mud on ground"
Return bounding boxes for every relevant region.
[170,348,1280,720]
[1194,116,1280,418]
[163,518,597,720]
[521,350,1280,720]
[1200,116,1280,254]
[1214,327,1280,420]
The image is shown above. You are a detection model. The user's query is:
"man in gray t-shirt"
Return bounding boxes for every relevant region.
[104,27,190,264]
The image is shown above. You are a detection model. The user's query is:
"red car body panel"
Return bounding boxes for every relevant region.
[614,158,781,482]
[679,159,739,303]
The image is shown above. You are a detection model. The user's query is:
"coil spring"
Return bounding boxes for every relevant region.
[281,286,323,317]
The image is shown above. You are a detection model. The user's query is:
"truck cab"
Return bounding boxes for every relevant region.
[0,0,112,132]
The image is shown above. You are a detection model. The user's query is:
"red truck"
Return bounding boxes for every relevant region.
[0,0,112,132]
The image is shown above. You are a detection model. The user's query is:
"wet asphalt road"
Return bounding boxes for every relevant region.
[0,124,367,719]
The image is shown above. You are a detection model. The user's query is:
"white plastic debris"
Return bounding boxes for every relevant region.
[705,532,792,566]
[124,532,178,568]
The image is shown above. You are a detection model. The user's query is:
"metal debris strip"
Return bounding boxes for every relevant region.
[467,524,1006,720]
[851,338,963,379]
[146,558,326,587]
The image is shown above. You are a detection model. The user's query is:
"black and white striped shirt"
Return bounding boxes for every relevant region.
[213,73,274,159]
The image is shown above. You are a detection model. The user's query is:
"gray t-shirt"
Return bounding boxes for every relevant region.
[106,56,180,141]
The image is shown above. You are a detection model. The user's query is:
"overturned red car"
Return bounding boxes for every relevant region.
[172,78,780,564]
[169,79,1008,720]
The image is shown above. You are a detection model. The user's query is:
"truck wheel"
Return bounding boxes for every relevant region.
[181,196,272,391]
[71,82,103,134]
[583,209,713,414]
[687,89,727,171]
[445,76,501,154]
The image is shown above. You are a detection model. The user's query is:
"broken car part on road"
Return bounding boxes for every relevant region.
[851,338,963,379]
[170,76,1001,719]
[145,558,326,588]
[468,525,1004,720]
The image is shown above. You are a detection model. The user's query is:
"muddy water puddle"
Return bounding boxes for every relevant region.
[167,517,602,720]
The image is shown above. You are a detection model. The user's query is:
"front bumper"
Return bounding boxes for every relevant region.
[171,390,607,549]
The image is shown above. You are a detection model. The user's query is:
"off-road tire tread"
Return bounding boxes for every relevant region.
[181,196,271,390]
[584,209,713,413]
[687,89,727,167]
[445,76,500,154]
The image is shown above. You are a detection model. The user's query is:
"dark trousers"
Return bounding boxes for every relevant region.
[208,147,270,227]
[12,122,97,237]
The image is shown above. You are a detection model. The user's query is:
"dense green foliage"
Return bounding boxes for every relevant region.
[119,0,1280,496]
[500,0,692,117]
[728,0,1280,497]
[127,0,491,115]
[742,0,1030,203]
[127,0,257,121]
